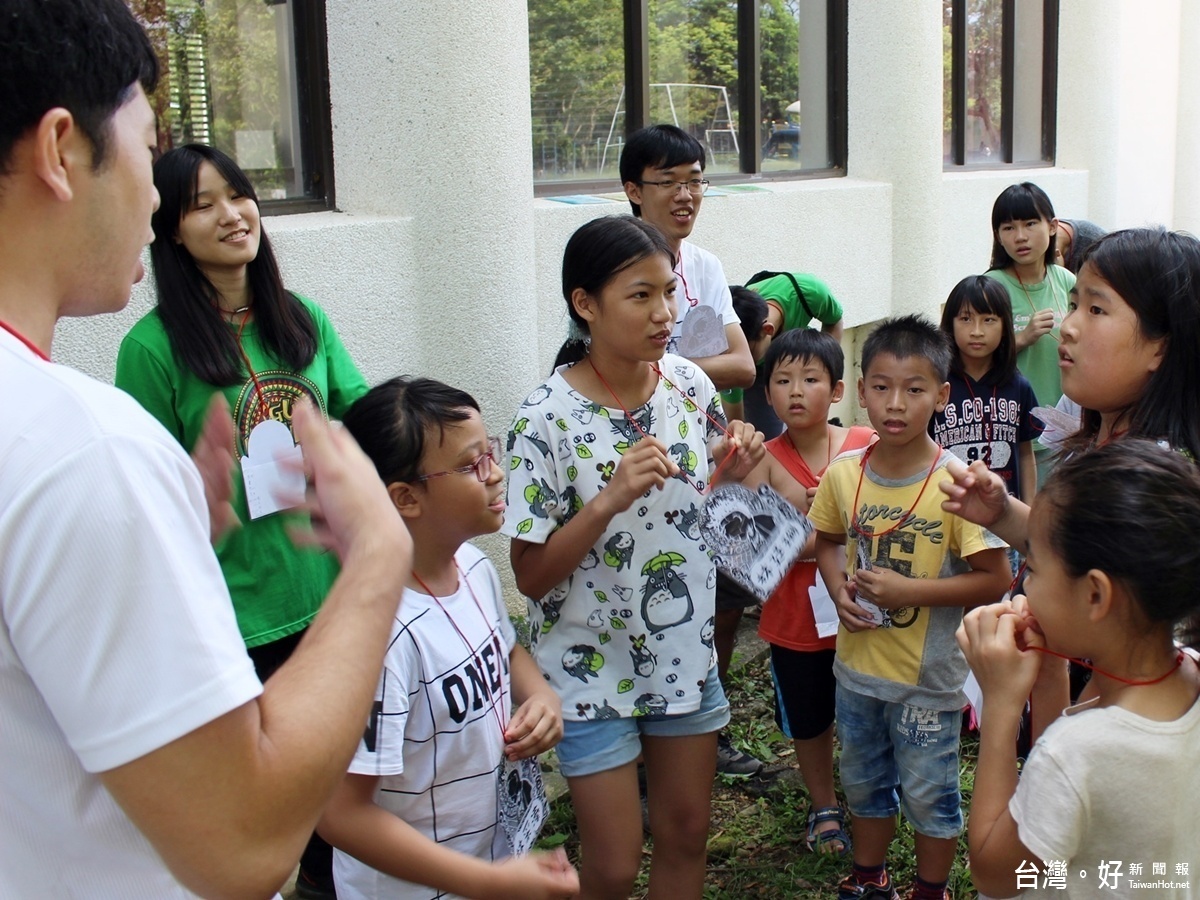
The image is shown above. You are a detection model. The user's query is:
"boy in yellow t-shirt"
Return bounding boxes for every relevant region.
[809,315,1010,900]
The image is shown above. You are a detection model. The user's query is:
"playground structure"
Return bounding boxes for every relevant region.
[600,83,739,173]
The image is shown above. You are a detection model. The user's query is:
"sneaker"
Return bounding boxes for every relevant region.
[837,872,900,900]
[905,890,950,900]
[715,732,764,777]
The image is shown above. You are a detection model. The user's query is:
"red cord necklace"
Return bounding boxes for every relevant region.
[0,319,50,361]
[769,427,833,482]
[1007,560,1187,686]
[849,442,942,539]
[1013,266,1063,344]
[412,564,509,736]
[586,356,737,493]
[230,310,272,424]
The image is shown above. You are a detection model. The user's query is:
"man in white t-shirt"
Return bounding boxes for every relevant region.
[619,125,756,392]
[0,3,411,897]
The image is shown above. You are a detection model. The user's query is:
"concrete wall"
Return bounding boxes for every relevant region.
[49,0,1199,601]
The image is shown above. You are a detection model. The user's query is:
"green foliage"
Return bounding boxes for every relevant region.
[528,0,801,178]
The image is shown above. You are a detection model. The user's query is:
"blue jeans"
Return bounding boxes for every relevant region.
[835,684,963,839]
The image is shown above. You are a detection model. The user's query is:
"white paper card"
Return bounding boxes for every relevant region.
[962,670,984,726]
[676,305,729,358]
[808,580,841,638]
[497,756,550,857]
[241,419,305,520]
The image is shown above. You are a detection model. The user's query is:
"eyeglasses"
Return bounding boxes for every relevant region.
[637,178,710,196]
[415,436,503,483]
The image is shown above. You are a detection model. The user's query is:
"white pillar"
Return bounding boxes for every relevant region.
[326,1,539,418]
[1174,0,1200,234]
[1055,0,1123,227]
[846,0,942,318]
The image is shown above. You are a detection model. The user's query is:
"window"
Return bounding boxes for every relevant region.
[529,0,847,193]
[943,0,1059,167]
[131,0,334,212]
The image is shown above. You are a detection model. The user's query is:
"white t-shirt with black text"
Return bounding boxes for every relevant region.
[333,544,517,900]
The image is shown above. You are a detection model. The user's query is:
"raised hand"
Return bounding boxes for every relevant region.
[939,457,1012,529]
[712,419,765,482]
[291,398,411,582]
[957,600,1043,713]
[191,394,239,542]
[601,436,678,514]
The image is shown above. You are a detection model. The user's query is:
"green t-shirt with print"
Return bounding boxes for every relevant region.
[745,272,844,332]
[984,265,1076,411]
[115,295,369,648]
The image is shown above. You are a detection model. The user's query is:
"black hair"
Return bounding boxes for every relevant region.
[988,182,1058,271]
[150,144,318,386]
[0,0,158,175]
[939,275,1018,386]
[730,286,769,343]
[1037,440,1200,641]
[618,124,706,217]
[761,328,844,384]
[553,215,675,370]
[861,314,952,383]
[341,376,480,485]
[1063,227,1200,461]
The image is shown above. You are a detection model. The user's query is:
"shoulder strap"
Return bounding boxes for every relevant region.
[745,271,816,322]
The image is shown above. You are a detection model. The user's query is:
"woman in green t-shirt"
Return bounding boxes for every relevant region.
[115,145,367,895]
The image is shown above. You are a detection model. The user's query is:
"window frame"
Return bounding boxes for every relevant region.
[533,0,848,198]
[258,0,336,214]
[944,0,1059,169]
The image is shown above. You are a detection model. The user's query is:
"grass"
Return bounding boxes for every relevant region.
[536,653,980,899]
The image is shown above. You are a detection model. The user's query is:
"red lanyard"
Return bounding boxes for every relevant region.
[768,428,833,483]
[232,313,272,423]
[1007,560,1184,687]
[411,564,509,736]
[849,442,941,539]
[586,357,736,493]
[674,253,699,308]
[1014,268,1063,343]
[0,319,49,361]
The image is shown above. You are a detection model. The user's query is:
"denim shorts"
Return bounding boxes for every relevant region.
[835,684,963,839]
[556,665,731,778]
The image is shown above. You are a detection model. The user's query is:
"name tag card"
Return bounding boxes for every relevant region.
[241,419,305,520]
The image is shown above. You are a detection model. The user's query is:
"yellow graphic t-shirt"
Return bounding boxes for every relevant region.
[809,448,1005,710]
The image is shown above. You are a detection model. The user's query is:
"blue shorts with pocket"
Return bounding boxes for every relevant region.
[835,684,963,839]
[555,664,730,778]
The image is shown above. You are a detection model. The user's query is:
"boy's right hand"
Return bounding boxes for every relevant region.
[601,436,679,515]
[484,849,579,899]
[834,578,878,632]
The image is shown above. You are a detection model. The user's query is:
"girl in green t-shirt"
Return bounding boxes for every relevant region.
[115,144,367,894]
